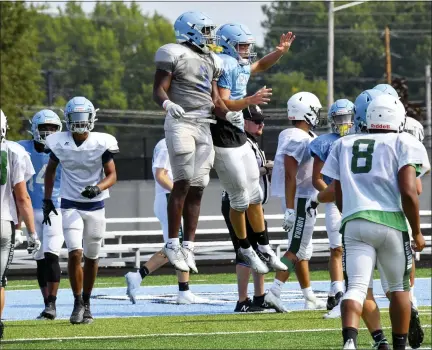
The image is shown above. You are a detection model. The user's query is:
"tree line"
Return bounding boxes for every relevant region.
[1,1,430,139]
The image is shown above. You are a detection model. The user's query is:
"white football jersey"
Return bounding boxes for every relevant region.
[45,132,119,203]
[1,140,35,223]
[271,128,318,199]
[152,138,172,196]
[321,132,430,220]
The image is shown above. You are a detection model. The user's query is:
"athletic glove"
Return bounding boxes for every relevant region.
[42,199,58,226]
[225,111,244,131]
[163,100,185,119]
[81,185,102,199]
[14,229,25,248]
[305,193,319,218]
[27,232,41,257]
[282,208,296,232]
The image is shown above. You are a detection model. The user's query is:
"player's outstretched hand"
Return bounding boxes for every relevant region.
[412,232,425,252]
[276,32,296,53]
[81,185,102,199]
[249,86,272,105]
[42,199,58,226]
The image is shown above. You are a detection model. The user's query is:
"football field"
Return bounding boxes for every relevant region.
[2,269,431,349]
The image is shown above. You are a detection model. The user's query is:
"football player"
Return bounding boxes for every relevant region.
[308,99,354,313]
[212,23,295,274]
[267,92,327,312]
[1,110,39,339]
[43,97,119,325]
[308,89,392,349]
[373,83,399,98]
[125,138,208,304]
[321,94,430,349]
[221,105,280,312]
[18,110,63,320]
[153,11,242,272]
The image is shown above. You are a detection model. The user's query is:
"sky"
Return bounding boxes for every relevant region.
[33,1,273,46]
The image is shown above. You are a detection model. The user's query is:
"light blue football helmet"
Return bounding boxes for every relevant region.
[217,23,256,65]
[373,84,399,98]
[63,97,98,134]
[353,89,384,133]
[328,99,354,136]
[174,11,217,53]
[29,109,62,144]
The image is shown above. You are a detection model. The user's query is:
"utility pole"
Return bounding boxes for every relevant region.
[426,64,431,146]
[327,1,334,108]
[384,26,392,84]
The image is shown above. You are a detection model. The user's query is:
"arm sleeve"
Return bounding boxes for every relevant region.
[102,150,114,164]
[283,138,308,164]
[49,151,59,163]
[12,150,35,186]
[154,45,177,73]
[397,133,431,178]
[321,141,341,181]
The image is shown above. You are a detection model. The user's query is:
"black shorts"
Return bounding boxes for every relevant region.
[221,193,266,267]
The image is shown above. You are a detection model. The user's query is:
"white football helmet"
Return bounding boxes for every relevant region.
[1,110,7,142]
[404,116,424,142]
[287,92,322,127]
[366,94,405,132]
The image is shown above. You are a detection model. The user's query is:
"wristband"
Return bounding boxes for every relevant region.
[162,100,172,110]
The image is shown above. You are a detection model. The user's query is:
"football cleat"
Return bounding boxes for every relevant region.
[238,247,269,274]
[163,244,190,272]
[234,298,264,313]
[257,247,288,271]
[176,290,210,304]
[41,301,56,320]
[70,298,85,324]
[125,271,142,304]
[323,302,341,319]
[343,339,356,349]
[372,338,390,350]
[182,246,198,274]
[264,290,289,313]
[305,295,327,310]
[327,291,343,310]
[82,303,94,324]
[408,304,424,349]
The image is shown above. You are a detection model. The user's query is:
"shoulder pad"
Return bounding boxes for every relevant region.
[45,131,67,150]
[6,140,27,155]
[92,132,119,153]
[155,43,188,63]
[217,53,238,70]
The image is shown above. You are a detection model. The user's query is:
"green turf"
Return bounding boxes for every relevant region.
[7,267,432,291]
[2,308,431,349]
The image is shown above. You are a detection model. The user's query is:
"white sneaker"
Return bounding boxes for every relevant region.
[305,296,327,310]
[257,246,288,271]
[182,246,198,273]
[163,244,190,272]
[343,339,356,349]
[323,302,341,319]
[264,290,289,313]
[176,290,210,304]
[239,247,270,274]
[125,271,142,304]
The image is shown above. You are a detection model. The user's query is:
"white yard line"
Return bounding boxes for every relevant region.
[3,325,430,344]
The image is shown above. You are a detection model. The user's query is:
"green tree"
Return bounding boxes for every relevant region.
[0,2,44,139]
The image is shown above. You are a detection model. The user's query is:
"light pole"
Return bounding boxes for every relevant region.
[327,1,369,108]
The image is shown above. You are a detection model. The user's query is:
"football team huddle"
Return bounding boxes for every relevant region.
[0,10,430,350]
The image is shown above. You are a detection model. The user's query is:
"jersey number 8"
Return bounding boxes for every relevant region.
[351,139,376,174]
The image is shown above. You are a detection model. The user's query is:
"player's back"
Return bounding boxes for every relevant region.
[328,132,430,218]
[309,133,340,185]
[18,139,61,209]
[155,43,223,114]
[1,140,34,223]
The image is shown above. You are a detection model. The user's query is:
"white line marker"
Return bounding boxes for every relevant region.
[3,325,431,344]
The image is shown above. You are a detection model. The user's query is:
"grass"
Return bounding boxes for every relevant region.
[7,267,432,291]
[3,268,431,349]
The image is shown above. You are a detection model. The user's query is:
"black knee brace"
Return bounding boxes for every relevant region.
[44,252,61,283]
[36,259,47,288]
